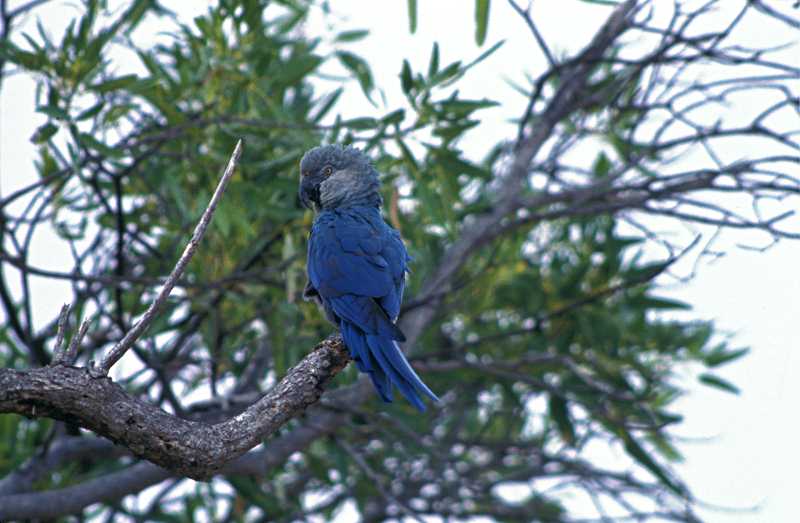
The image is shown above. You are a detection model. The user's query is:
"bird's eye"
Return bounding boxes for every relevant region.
[322,165,333,176]
[301,170,310,177]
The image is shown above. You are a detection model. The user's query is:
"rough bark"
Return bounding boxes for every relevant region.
[0,335,349,480]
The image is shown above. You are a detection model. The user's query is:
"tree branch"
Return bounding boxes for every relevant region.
[0,335,349,480]
[0,401,351,520]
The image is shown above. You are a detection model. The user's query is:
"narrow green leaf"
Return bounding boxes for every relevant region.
[699,373,740,394]
[103,103,136,126]
[341,117,378,130]
[335,30,369,43]
[36,105,69,120]
[395,138,419,176]
[279,54,323,87]
[428,43,440,78]
[90,74,139,93]
[548,395,576,446]
[382,109,405,126]
[432,120,480,142]
[475,0,490,45]
[30,123,58,144]
[407,0,418,33]
[437,98,498,113]
[593,151,612,177]
[0,43,45,69]
[311,88,343,124]
[336,51,374,102]
[704,347,749,368]
[76,102,105,121]
[430,61,462,85]
[649,434,684,462]
[121,0,152,34]
[434,150,490,179]
[634,295,691,310]
[400,60,414,95]
[78,133,122,157]
[465,39,504,70]
[622,432,685,496]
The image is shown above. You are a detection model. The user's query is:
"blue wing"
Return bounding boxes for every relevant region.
[307,208,437,411]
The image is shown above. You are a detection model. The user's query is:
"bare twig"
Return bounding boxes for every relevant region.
[64,318,91,365]
[51,304,71,364]
[507,0,556,68]
[97,140,243,374]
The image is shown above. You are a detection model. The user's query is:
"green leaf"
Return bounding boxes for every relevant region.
[548,395,576,445]
[30,123,58,144]
[400,60,414,95]
[649,434,684,462]
[36,105,69,120]
[396,138,419,176]
[78,133,121,158]
[311,88,343,124]
[593,151,612,177]
[428,43,440,78]
[704,347,749,368]
[633,295,691,311]
[121,0,152,34]
[341,117,378,130]
[382,109,405,126]
[407,0,418,33]
[90,74,139,93]
[434,150,490,179]
[699,373,740,394]
[103,103,136,126]
[430,61,462,86]
[465,39,504,70]
[437,98,498,114]
[336,51,374,102]
[335,30,369,43]
[622,432,685,496]
[76,102,105,121]
[475,0,491,45]
[0,42,45,69]
[279,54,323,87]
[624,260,669,282]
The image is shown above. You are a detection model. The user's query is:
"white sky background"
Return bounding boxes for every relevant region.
[1,0,799,521]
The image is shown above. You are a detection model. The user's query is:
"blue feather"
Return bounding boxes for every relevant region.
[306,205,438,411]
[366,334,439,412]
[341,321,393,403]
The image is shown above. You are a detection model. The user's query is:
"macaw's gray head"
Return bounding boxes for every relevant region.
[298,145,382,211]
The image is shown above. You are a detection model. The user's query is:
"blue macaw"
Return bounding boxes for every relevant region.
[299,144,438,411]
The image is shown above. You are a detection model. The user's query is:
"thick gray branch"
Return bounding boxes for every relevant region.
[0,405,350,520]
[0,335,349,480]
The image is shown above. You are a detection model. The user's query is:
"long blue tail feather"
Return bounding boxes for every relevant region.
[366,333,439,412]
[340,320,437,411]
[371,335,439,403]
[341,321,393,403]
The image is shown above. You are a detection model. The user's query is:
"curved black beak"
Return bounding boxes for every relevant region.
[299,178,319,210]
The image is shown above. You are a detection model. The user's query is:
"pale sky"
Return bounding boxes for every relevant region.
[1,1,798,521]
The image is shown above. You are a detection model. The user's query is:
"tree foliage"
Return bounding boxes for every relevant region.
[0,0,797,521]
